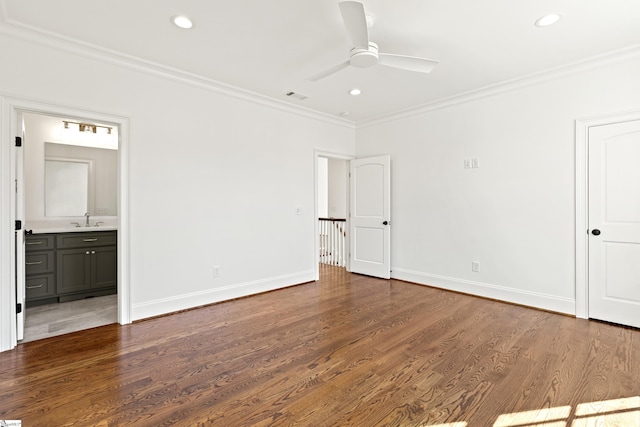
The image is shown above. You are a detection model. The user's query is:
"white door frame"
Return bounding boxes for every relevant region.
[314,149,354,281]
[574,109,640,320]
[0,96,131,352]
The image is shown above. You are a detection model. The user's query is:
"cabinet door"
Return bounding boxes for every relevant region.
[91,246,117,289]
[57,248,91,294]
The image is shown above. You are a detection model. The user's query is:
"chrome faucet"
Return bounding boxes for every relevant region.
[85,212,90,227]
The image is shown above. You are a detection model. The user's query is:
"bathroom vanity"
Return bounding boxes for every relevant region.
[25,230,117,306]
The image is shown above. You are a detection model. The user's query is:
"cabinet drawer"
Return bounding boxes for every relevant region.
[26,274,55,300]
[25,252,54,275]
[57,232,117,249]
[25,235,55,251]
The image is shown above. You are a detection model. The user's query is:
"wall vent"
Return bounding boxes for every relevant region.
[285,91,309,101]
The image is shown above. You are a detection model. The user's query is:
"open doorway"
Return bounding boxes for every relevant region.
[1,96,131,351]
[316,154,349,274]
[20,112,119,342]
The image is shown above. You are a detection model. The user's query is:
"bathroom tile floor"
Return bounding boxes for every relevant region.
[22,294,117,343]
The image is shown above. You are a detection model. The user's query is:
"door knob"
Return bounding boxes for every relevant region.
[382,221,389,225]
[591,229,601,236]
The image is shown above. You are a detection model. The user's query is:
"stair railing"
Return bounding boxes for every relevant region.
[319,218,346,267]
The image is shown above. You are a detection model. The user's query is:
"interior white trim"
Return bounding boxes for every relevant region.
[393,267,576,315]
[574,108,640,320]
[131,270,315,321]
[0,95,130,352]
[0,16,354,130]
[360,44,640,128]
[314,149,354,280]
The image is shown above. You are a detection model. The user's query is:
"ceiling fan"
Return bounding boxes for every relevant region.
[310,1,440,81]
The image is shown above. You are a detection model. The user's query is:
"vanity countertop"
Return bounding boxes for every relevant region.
[29,226,117,234]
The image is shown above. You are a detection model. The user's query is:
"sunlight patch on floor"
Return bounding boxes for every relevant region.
[494,406,571,426]
[573,396,640,426]
[490,396,640,427]
[420,423,467,427]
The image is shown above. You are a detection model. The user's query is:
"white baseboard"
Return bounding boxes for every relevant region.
[131,267,575,322]
[392,268,576,315]
[131,270,316,321]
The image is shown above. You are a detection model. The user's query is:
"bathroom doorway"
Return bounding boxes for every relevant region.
[20,112,119,342]
[2,97,131,349]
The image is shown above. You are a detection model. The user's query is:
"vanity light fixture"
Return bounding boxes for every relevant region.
[63,120,112,134]
[171,15,193,29]
[535,13,562,28]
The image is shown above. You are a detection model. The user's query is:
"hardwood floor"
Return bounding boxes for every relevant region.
[23,294,117,342]
[1,265,639,426]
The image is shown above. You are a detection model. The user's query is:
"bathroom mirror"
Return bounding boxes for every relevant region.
[45,159,90,216]
[44,142,117,217]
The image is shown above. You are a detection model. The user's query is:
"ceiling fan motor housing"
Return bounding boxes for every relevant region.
[350,42,379,68]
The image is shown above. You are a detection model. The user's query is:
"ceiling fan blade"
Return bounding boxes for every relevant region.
[309,61,351,82]
[339,1,369,49]
[378,53,440,74]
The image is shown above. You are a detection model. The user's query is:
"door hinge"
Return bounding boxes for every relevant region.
[16,303,22,314]
[15,220,22,231]
[15,136,22,147]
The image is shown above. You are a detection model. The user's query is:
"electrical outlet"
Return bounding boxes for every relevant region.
[472,261,480,272]
[213,266,221,278]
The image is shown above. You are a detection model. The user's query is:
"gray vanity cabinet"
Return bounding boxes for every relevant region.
[25,231,117,306]
[56,231,117,301]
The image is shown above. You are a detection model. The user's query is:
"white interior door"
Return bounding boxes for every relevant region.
[349,155,390,279]
[588,119,640,328]
[14,112,25,341]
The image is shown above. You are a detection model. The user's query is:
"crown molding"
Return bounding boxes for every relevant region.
[0,15,355,130]
[2,2,637,132]
[358,44,640,129]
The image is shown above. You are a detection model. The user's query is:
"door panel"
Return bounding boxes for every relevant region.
[349,155,390,279]
[353,227,385,263]
[588,120,640,328]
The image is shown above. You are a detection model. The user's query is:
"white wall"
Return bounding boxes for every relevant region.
[327,158,347,218]
[317,157,328,218]
[0,32,355,335]
[355,55,640,314]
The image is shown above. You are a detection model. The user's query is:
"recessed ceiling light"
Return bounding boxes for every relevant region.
[349,88,362,96]
[535,13,562,28]
[171,15,193,29]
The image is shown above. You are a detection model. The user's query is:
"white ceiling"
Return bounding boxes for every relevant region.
[2,0,640,123]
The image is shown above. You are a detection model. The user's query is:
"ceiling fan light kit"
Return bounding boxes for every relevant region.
[309,1,439,81]
[350,43,379,68]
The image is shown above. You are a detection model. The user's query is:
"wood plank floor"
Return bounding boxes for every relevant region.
[1,265,639,426]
